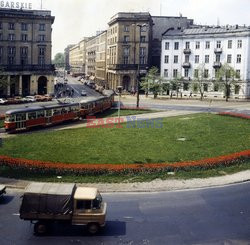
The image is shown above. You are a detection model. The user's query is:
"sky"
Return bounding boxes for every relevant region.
[25,0,250,57]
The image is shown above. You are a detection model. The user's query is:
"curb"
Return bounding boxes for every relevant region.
[1,170,250,193]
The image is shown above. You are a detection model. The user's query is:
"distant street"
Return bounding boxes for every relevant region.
[1,182,250,244]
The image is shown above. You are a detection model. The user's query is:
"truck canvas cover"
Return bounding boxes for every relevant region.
[20,183,76,220]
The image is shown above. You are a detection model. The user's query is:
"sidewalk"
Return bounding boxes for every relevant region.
[1,170,250,192]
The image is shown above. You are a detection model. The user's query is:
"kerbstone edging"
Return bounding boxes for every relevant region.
[1,170,250,192]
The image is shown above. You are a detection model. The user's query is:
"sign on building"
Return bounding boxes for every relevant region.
[0,0,32,10]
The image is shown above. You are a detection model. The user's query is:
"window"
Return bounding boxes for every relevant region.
[216,41,221,48]
[173,69,178,77]
[8,47,16,55]
[39,47,46,55]
[164,69,168,77]
[204,69,209,78]
[215,68,220,78]
[236,54,241,63]
[8,56,15,65]
[20,47,28,55]
[39,35,45,42]
[124,25,129,32]
[185,42,190,49]
[195,55,199,63]
[140,47,146,64]
[216,54,220,62]
[214,84,219,92]
[237,40,242,48]
[205,41,210,49]
[164,55,169,64]
[203,84,208,92]
[123,47,129,56]
[174,55,178,63]
[194,69,199,78]
[8,34,15,41]
[227,54,232,63]
[140,36,146,43]
[236,70,241,79]
[0,47,2,55]
[76,200,92,210]
[39,24,45,31]
[185,55,189,63]
[141,25,147,32]
[0,22,2,29]
[123,56,129,64]
[21,34,28,41]
[0,33,2,41]
[228,40,232,49]
[124,35,129,42]
[205,55,209,63]
[174,42,179,50]
[184,68,189,77]
[234,85,240,94]
[8,23,15,30]
[21,23,28,31]
[195,41,200,49]
[183,83,189,91]
[140,47,146,56]
[165,42,169,50]
[38,56,45,65]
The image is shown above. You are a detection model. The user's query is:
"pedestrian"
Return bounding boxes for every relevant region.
[189,91,192,98]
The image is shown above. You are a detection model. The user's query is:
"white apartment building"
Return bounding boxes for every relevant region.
[161,26,250,99]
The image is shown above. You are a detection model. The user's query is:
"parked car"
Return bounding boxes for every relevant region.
[34,95,47,102]
[81,90,87,96]
[0,185,6,197]
[44,94,52,101]
[0,98,7,105]
[24,96,36,102]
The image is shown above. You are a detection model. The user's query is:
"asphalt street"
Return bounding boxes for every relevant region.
[0,182,250,245]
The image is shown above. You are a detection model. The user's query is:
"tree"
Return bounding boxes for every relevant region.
[214,63,237,102]
[141,67,163,99]
[169,73,183,99]
[0,68,8,97]
[192,64,208,101]
[53,53,65,67]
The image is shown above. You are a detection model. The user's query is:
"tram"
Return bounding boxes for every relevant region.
[4,90,114,133]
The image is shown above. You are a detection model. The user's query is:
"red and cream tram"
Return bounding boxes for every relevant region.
[4,90,114,133]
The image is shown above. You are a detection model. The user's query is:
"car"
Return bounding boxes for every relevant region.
[44,94,53,101]
[25,96,36,102]
[81,90,87,96]
[0,98,7,105]
[0,185,6,197]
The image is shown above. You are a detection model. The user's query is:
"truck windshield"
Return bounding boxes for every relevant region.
[93,192,102,209]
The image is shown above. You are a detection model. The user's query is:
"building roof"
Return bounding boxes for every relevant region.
[163,26,250,38]
[74,187,98,200]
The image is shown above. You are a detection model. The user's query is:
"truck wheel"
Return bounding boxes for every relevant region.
[87,223,100,235]
[34,222,47,235]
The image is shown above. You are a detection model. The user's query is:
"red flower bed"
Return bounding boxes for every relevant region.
[0,149,249,175]
[218,112,250,120]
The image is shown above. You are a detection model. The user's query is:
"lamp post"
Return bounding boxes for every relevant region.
[117,86,123,121]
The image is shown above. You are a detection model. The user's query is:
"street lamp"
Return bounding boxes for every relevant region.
[136,23,147,108]
[117,86,123,121]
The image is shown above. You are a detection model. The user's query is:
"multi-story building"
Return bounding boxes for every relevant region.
[95,31,107,87]
[64,44,75,71]
[106,12,153,91]
[161,26,250,99]
[69,38,88,75]
[86,35,97,78]
[0,8,55,97]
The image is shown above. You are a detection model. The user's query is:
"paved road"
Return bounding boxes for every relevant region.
[0,75,102,114]
[1,183,250,244]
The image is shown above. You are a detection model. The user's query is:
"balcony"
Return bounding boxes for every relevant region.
[182,62,191,68]
[0,64,55,72]
[183,48,191,54]
[213,62,222,68]
[214,48,223,54]
[107,64,148,71]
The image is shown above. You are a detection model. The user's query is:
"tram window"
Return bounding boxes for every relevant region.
[61,108,68,114]
[53,109,61,115]
[37,111,45,118]
[16,113,26,121]
[5,115,15,122]
[28,112,36,120]
[46,110,52,117]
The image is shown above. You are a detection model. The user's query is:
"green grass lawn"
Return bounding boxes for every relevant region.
[0,113,249,165]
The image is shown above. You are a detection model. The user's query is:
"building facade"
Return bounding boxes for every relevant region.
[161,26,250,99]
[0,8,55,97]
[95,31,107,87]
[86,35,97,78]
[69,38,88,75]
[106,12,153,92]
[64,44,75,71]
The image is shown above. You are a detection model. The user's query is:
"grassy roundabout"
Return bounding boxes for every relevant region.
[0,113,250,182]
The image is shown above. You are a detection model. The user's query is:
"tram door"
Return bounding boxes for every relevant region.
[46,110,52,124]
[16,113,26,130]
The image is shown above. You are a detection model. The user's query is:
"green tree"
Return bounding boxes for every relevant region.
[0,68,8,97]
[53,53,65,67]
[214,63,237,102]
[192,64,208,101]
[170,73,183,98]
[141,67,163,99]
